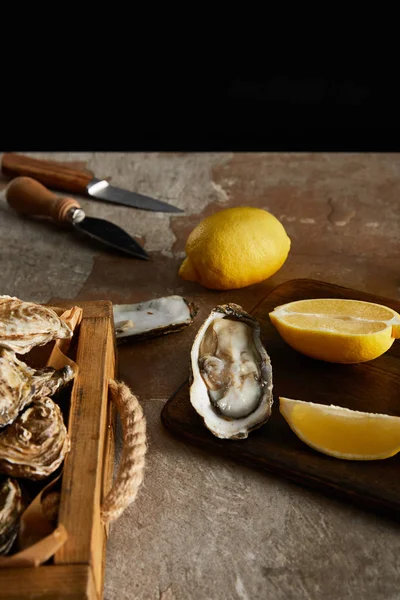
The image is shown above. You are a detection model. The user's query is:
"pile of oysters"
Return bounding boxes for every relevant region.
[0,295,75,555]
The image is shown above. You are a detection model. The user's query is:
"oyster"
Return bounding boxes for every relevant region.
[113,295,197,343]
[0,348,75,428]
[0,477,23,555]
[189,304,273,439]
[0,295,72,354]
[0,397,70,480]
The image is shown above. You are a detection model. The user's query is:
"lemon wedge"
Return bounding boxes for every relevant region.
[269,298,400,363]
[279,397,400,460]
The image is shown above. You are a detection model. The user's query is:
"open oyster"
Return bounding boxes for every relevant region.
[0,477,23,555]
[0,348,75,428]
[189,304,273,439]
[0,295,72,354]
[0,398,70,480]
[113,295,197,343]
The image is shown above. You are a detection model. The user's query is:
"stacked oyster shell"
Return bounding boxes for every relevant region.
[0,295,75,555]
[0,478,23,554]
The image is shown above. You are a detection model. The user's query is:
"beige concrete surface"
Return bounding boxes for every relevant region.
[105,401,400,600]
[1,152,400,599]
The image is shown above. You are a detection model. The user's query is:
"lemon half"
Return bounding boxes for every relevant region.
[269,298,400,363]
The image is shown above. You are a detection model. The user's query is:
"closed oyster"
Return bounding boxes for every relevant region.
[0,295,72,354]
[0,477,23,555]
[190,304,273,439]
[0,398,70,480]
[0,348,75,428]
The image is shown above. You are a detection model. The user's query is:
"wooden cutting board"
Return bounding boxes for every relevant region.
[161,279,400,520]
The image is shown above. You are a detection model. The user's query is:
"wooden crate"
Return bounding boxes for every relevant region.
[0,300,117,600]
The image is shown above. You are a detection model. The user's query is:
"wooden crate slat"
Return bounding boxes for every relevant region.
[55,316,113,563]
[53,300,113,319]
[53,305,115,600]
[0,565,97,600]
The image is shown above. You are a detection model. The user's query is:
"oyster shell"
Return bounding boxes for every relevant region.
[189,304,273,439]
[113,295,197,343]
[0,295,72,354]
[0,348,75,428]
[0,397,70,480]
[0,477,23,555]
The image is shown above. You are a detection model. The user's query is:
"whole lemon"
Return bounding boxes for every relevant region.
[179,206,291,290]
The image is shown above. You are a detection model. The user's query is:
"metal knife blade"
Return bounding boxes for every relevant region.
[4,176,150,260]
[72,212,150,260]
[87,178,183,213]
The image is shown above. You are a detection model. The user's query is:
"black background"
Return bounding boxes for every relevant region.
[2,73,400,152]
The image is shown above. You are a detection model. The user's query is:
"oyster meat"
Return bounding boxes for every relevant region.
[0,397,70,480]
[0,477,23,555]
[0,295,72,354]
[113,295,197,343]
[190,304,273,439]
[0,348,75,428]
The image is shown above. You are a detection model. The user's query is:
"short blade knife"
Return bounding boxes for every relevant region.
[5,177,150,260]
[1,152,183,214]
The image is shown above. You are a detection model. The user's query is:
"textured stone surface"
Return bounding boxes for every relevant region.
[105,401,400,600]
[1,151,400,599]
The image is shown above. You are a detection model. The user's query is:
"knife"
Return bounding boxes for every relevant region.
[1,153,183,214]
[5,177,150,260]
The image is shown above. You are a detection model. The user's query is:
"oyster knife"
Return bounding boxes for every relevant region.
[5,177,150,260]
[1,153,183,213]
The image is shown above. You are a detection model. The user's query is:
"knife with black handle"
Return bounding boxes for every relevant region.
[5,177,149,260]
[1,153,183,213]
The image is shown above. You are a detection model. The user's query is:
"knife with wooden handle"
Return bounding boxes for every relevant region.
[2,153,94,195]
[5,177,150,260]
[1,153,183,213]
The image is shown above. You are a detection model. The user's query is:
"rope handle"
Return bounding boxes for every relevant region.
[100,379,147,524]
